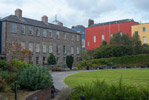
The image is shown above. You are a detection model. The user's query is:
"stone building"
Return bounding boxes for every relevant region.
[0,9,82,66]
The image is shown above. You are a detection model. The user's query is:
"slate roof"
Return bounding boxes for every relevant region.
[89,19,135,27]
[2,15,79,34]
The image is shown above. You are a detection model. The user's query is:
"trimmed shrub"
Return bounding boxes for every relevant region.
[18,66,53,90]
[47,53,56,65]
[66,55,74,69]
[78,54,149,69]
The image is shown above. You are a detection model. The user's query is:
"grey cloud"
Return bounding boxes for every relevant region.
[131,0,149,11]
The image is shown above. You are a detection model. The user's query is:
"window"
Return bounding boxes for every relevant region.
[43,29,47,37]
[43,57,46,64]
[143,36,146,44]
[42,44,46,53]
[56,31,60,39]
[143,27,146,32]
[77,47,79,54]
[49,45,53,53]
[56,45,60,53]
[71,47,74,54]
[49,30,52,38]
[102,34,104,41]
[21,42,25,49]
[63,45,66,53]
[63,33,66,40]
[88,42,90,46]
[93,35,96,43]
[57,57,59,64]
[77,35,80,41]
[29,43,33,52]
[29,26,33,35]
[71,34,74,41]
[110,34,113,38]
[12,23,17,33]
[36,44,40,52]
[21,25,25,34]
[36,57,39,64]
[135,31,138,36]
[63,57,66,62]
[82,39,85,48]
[36,28,40,36]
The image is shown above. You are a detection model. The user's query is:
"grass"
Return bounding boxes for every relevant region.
[64,69,149,87]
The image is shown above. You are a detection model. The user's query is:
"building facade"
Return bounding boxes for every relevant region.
[72,25,85,50]
[0,9,82,66]
[86,19,138,50]
[132,23,149,45]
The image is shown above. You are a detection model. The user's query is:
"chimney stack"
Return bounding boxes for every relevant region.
[42,15,48,24]
[15,9,22,18]
[58,22,63,26]
[88,19,94,27]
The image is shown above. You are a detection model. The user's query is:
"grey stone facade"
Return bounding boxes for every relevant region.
[1,9,82,66]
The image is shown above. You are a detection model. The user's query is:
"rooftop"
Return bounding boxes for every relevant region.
[2,15,79,34]
[90,19,135,27]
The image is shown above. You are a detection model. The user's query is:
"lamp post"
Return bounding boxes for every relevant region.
[15,81,17,100]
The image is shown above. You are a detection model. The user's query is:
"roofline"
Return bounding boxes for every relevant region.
[2,15,80,35]
[132,23,149,26]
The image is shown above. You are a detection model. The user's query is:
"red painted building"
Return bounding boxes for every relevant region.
[86,19,139,50]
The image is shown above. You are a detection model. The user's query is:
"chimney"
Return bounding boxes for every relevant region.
[42,15,48,24]
[15,9,22,18]
[58,22,63,26]
[88,19,94,27]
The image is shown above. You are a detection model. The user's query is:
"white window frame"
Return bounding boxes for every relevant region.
[21,42,25,49]
[29,43,33,52]
[29,26,33,35]
[36,44,40,52]
[49,45,53,53]
[77,47,79,54]
[42,44,47,53]
[12,23,17,33]
[49,29,53,38]
[110,33,113,38]
[102,34,105,41]
[21,25,25,34]
[94,35,96,43]
[63,32,66,40]
[88,42,90,46]
[36,28,40,36]
[43,29,47,37]
[56,31,60,39]
[71,47,74,54]
[143,36,146,44]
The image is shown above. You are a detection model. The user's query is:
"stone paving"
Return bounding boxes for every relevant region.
[51,70,97,90]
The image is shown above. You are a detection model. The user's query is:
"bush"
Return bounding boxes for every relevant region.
[18,66,53,90]
[0,60,8,70]
[78,54,149,68]
[0,77,7,92]
[47,53,56,65]
[10,82,20,91]
[0,71,9,79]
[66,55,74,69]
[70,79,149,100]
[7,59,28,70]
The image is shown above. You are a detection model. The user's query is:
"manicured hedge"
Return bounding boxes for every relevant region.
[78,54,149,69]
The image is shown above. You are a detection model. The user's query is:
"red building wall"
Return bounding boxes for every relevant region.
[85,21,138,50]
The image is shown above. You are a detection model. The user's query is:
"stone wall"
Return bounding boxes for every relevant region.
[22,88,51,100]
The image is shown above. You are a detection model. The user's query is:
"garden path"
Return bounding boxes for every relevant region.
[51,70,97,90]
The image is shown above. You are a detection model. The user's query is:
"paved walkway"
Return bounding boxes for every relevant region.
[51,70,97,90]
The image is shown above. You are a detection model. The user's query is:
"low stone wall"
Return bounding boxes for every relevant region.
[22,88,51,100]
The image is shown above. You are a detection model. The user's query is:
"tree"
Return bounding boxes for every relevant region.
[102,40,107,46]
[47,53,56,65]
[6,41,32,64]
[66,55,74,69]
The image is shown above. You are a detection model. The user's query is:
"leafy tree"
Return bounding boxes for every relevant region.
[66,55,74,69]
[47,53,56,65]
[7,41,32,64]
[102,40,107,46]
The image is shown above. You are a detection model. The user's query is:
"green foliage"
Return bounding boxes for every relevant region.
[8,59,28,70]
[10,82,20,91]
[102,40,107,45]
[0,71,9,79]
[70,80,149,100]
[66,55,74,69]
[0,77,7,92]
[78,54,149,68]
[0,60,7,70]
[18,66,53,90]
[47,53,56,65]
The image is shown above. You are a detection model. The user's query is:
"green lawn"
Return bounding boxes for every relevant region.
[64,69,149,87]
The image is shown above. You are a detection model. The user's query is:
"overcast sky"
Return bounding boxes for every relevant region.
[0,0,149,28]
